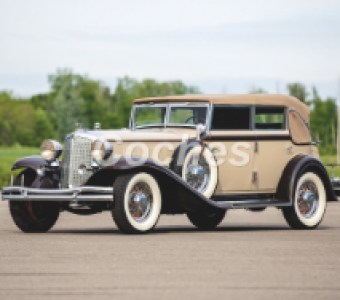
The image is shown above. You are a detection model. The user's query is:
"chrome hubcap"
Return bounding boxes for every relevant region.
[297,180,319,218]
[186,155,210,192]
[128,182,153,222]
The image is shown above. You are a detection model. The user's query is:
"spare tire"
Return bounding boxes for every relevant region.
[171,143,218,199]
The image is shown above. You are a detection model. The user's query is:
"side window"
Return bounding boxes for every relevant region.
[169,106,207,125]
[211,106,251,130]
[255,106,286,130]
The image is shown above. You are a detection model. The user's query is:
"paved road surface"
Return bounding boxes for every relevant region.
[0,196,339,300]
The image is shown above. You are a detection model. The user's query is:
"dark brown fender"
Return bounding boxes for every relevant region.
[275,154,338,203]
[84,156,231,213]
[11,156,59,189]
[11,156,48,171]
[9,155,228,212]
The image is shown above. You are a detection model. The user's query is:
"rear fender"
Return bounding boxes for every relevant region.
[276,155,338,203]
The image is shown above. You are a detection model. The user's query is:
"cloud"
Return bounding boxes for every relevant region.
[0,0,339,96]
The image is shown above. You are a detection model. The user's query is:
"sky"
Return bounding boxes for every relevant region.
[0,0,340,99]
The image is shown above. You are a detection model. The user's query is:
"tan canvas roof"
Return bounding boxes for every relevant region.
[133,94,309,120]
[134,94,311,144]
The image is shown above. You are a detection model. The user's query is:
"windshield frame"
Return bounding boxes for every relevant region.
[130,102,211,130]
[132,103,168,128]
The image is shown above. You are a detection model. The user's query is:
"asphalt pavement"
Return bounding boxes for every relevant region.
[0,196,339,300]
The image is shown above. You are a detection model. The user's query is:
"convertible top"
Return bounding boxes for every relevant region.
[134,94,311,144]
[134,94,308,119]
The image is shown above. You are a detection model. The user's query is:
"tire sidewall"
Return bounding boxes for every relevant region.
[181,146,218,198]
[123,173,162,232]
[187,209,226,230]
[9,200,60,233]
[293,172,326,227]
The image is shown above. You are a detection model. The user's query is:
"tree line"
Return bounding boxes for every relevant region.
[0,70,337,155]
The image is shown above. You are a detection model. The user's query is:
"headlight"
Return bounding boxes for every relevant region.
[91,140,113,161]
[40,140,62,162]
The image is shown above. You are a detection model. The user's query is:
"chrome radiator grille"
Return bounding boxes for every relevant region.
[61,135,93,188]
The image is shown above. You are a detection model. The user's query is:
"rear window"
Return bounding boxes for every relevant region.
[211,106,251,130]
[255,107,286,130]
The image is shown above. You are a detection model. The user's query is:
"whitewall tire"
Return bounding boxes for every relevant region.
[112,172,162,234]
[282,172,327,229]
[181,146,218,199]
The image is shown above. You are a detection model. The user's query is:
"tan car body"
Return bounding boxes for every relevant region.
[3,93,339,234]
[98,94,315,195]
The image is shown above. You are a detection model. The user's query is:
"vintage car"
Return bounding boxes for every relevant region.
[2,94,339,233]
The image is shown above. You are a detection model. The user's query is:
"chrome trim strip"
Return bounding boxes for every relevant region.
[206,103,214,134]
[231,201,291,209]
[213,199,291,209]
[73,131,99,141]
[1,186,113,202]
[289,107,321,144]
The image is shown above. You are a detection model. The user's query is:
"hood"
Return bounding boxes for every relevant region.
[85,127,197,143]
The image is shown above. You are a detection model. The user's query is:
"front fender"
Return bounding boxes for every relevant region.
[11,156,59,189]
[84,156,230,213]
[276,155,338,203]
[11,156,48,171]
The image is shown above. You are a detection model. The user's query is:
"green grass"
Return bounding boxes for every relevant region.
[0,147,340,188]
[321,155,340,178]
[0,146,40,168]
[0,146,40,188]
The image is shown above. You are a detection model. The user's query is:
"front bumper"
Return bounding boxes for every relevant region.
[1,186,113,201]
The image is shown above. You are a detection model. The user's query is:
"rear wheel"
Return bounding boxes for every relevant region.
[9,170,60,233]
[282,172,326,229]
[112,172,162,234]
[186,209,226,230]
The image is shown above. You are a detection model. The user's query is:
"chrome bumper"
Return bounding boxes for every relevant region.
[1,186,113,201]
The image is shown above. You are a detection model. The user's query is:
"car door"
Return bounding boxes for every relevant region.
[252,106,294,193]
[206,105,255,194]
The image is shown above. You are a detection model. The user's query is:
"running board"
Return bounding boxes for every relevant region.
[211,197,291,209]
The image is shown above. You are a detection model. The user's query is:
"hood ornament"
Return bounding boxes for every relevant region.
[75,123,82,131]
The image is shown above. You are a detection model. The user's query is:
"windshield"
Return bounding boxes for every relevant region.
[134,106,166,127]
[133,104,208,128]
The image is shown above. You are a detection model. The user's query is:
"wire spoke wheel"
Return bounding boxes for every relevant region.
[112,173,162,234]
[297,180,319,219]
[185,154,211,193]
[282,172,326,230]
[26,201,50,222]
[9,170,60,233]
[128,182,153,222]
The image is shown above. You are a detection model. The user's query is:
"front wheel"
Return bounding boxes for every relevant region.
[9,201,60,233]
[186,209,226,230]
[282,172,327,229]
[112,172,162,234]
[9,170,60,233]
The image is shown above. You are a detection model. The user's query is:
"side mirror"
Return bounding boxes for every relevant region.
[196,123,206,140]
